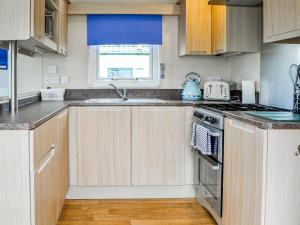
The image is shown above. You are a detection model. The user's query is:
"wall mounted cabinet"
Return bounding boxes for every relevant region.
[212,5,262,55]
[264,0,300,44]
[223,118,300,225]
[179,0,212,56]
[0,0,68,55]
[179,0,261,56]
[58,0,69,56]
[264,0,300,43]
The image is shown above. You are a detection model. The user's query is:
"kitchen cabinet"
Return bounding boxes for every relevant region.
[56,109,69,217]
[132,107,186,186]
[212,5,262,55]
[58,0,69,56]
[0,112,69,225]
[223,118,300,225]
[223,119,266,225]
[34,147,57,225]
[0,0,69,53]
[76,107,131,186]
[179,0,212,56]
[264,0,300,43]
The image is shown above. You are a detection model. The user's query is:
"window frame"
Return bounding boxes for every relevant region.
[88,45,161,88]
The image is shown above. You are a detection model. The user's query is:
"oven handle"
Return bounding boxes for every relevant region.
[194,120,222,137]
[194,151,221,171]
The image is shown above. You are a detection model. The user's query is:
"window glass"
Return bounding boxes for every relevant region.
[98,45,152,80]
[0,48,9,98]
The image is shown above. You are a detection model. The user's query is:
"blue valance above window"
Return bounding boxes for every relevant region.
[87,15,162,45]
[0,49,8,70]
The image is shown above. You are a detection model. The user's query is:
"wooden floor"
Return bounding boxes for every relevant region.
[57,199,217,225]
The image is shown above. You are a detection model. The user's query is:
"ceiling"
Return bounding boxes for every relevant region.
[70,0,179,3]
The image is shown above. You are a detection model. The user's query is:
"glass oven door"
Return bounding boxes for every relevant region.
[198,152,222,217]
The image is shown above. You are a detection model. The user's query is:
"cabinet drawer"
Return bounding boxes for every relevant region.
[31,116,59,170]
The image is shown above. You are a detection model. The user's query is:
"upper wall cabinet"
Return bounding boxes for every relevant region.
[179,0,212,56]
[212,5,262,55]
[58,0,69,56]
[264,0,300,43]
[0,0,68,55]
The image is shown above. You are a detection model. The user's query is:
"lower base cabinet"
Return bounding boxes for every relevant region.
[77,107,132,186]
[223,118,300,225]
[34,149,57,225]
[0,110,69,225]
[75,106,187,187]
[132,107,186,186]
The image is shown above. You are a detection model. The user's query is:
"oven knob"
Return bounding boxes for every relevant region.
[194,112,204,119]
[205,116,217,124]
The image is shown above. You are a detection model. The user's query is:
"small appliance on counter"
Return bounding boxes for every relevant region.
[181,72,202,101]
[242,80,256,104]
[289,64,300,114]
[203,80,230,101]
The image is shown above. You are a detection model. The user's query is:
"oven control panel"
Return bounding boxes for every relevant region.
[194,108,224,130]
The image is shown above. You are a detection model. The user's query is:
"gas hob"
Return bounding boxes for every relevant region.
[195,103,286,113]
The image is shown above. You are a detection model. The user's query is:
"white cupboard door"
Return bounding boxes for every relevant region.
[132,107,186,186]
[77,107,131,186]
[265,130,300,225]
[223,119,267,225]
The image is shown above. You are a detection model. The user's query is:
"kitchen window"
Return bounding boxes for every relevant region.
[89,44,161,88]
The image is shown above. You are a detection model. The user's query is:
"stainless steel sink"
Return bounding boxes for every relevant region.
[84,98,165,104]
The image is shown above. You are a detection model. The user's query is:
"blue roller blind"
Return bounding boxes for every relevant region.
[87,15,162,45]
[0,49,8,70]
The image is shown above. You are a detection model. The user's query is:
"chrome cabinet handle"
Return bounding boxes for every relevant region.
[294,145,300,156]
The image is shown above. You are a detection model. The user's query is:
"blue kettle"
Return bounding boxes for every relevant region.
[181,72,202,101]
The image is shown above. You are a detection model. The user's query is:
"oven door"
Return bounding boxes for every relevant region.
[194,120,223,163]
[196,152,222,217]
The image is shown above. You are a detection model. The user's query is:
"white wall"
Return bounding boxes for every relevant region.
[43,16,230,89]
[260,44,300,109]
[229,52,261,91]
[18,54,43,95]
[0,53,43,98]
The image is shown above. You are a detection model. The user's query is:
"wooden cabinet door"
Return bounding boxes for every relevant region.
[264,0,300,43]
[77,107,131,186]
[223,119,266,225]
[32,115,59,170]
[34,147,56,225]
[56,109,69,218]
[58,0,68,55]
[132,107,185,186]
[212,5,227,55]
[0,0,31,40]
[179,0,212,55]
[32,0,45,41]
[265,130,300,225]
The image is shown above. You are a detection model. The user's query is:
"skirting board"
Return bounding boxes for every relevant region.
[67,185,196,199]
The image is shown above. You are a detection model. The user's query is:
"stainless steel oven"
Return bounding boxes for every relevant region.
[193,108,224,225]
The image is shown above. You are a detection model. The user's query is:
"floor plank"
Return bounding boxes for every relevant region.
[57,199,217,225]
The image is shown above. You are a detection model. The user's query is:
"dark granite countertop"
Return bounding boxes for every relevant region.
[1,99,300,130]
[0,100,201,130]
[223,111,300,130]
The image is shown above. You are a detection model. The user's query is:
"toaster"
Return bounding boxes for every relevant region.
[203,81,230,101]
